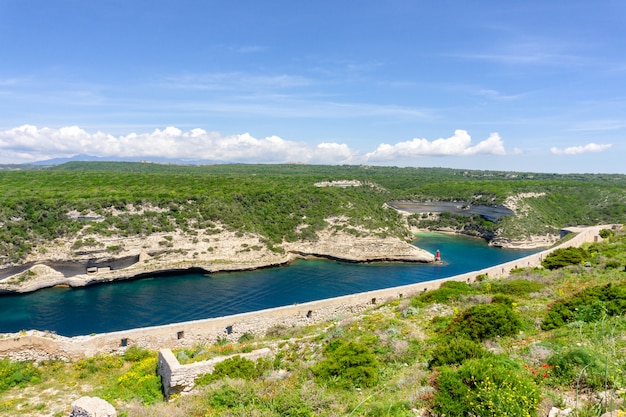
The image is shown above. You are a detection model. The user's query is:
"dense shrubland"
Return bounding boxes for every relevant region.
[2,229,626,416]
[1,163,626,264]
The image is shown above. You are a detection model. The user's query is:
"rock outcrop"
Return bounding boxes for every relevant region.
[285,233,433,262]
[70,396,116,417]
[0,223,433,294]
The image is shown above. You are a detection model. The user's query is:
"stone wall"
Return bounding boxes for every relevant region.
[158,347,272,398]
[0,225,610,361]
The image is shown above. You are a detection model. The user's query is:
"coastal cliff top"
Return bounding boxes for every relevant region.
[0,219,433,294]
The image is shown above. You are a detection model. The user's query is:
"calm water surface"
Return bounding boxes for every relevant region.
[0,234,539,336]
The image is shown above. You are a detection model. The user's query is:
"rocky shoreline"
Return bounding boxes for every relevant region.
[0,209,560,295]
[0,225,434,295]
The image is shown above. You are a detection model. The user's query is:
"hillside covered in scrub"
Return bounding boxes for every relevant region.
[1,227,625,416]
[1,163,625,263]
[1,163,626,293]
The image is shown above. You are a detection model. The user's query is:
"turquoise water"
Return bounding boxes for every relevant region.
[0,234,539,336]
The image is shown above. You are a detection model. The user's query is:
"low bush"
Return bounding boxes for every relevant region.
[415,281,478,304]
[428,337,489,368]
[238,332,255,343]
[599,228,614,239]
[207,383,258,409]
[485,279,544,297]
[110,355,162,405]
[196,355,267,385]
[362,400,411,417]
[73,354,124,378]
[491,294,515,306]
[541,282,626,330]
[604,260,622,270]
[432,356,541,417]
[123,346,153,362]
[446,303,522,341]
[312,340,379,388]
[0,359,41,393]
[268,390,314,417]
[546,347,607,390]
[542,247,590,270]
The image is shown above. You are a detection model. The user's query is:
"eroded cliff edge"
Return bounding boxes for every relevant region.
[0,220,433,294]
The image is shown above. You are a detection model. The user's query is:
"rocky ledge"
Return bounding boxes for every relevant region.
[0,225,433,294]
[284,231,433,263]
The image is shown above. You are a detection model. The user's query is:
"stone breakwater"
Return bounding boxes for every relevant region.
[0,225,609,362]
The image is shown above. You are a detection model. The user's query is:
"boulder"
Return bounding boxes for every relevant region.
[70,396,116,417]
[548,407,572,417]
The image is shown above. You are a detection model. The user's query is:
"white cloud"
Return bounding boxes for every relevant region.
[365,130,506,162]
[0,125,511,166]
[0,125,357,165]
[550,143,613,155]
[478,89,525,101]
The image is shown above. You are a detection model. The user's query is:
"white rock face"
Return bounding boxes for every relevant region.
[70,396,117,417]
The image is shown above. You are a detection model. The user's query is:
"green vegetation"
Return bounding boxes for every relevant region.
[542,247,591,270]
[541,282,626,330]
[432,356,541,417]
[0,359,41,394]
[414,280,478,304]
[196,356,269,386]
[1,162,626,263]
[2,232,626,415]
[312,340,379,388]
[546,347,608,390]
[482,278,545,296]
[1,163,626,415]
[427,337,489,368]
[445,303,523,341]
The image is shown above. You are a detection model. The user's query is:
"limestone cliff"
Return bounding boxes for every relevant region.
[0,221,433,294]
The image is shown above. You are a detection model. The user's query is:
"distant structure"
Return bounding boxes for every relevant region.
[314,180,362,188]
[435,249,441,262]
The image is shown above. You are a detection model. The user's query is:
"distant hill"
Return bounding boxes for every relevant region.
[31,154,221,166]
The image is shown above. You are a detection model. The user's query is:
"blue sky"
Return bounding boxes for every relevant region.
[1,1,625,173]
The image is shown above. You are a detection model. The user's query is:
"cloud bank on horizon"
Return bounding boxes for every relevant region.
[0,125,613,167]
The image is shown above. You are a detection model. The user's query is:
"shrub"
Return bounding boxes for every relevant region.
[123,346,152,362]
[415,281,478,304]
[432,357,541,417]
[363,401,411,417]
[604,260,621,270]
[541,283,626,330]
[542,247,590,270]
[111,356,162,405]
[269,391,314,417]
[599,228,614,239]
[428,337,489,368]
[546,347,606,390]
[207,383,258,409]
[486,279,544,297]
[73,354,124,377]
[446,303,522,341]
[196,355,265,386]
[238,332,255,343]
[0,359,41,393]
[312,340,379,388]
[491,294,515,306]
